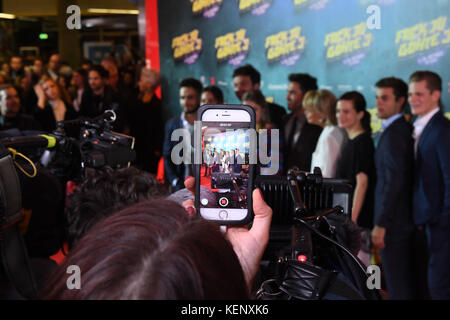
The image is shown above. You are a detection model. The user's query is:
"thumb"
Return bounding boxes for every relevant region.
[250,188,272,242]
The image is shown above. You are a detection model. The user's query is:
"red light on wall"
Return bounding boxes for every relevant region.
[297,255,307,263]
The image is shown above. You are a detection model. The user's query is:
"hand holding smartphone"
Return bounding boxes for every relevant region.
[195,104,256,225]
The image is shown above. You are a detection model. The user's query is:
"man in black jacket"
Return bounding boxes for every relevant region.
[0,85,41,132]
[371,77,415,299]
[79,65,125,132]
[409,71,450,299]
[282,73,322,173]
[163,78,203,191]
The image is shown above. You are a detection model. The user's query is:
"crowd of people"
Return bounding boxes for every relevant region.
[0,52,448,300]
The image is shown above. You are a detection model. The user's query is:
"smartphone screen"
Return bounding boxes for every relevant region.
[198,107,254,224]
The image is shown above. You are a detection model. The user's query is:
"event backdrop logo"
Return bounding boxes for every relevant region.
[396,16,450,66]
[238,0,273,16]
[172,29,203,64]
[293,0,331,11]
[191,0,223,18]
[265,26,306,66]
[215,29,250,66]
[324,22,374,67]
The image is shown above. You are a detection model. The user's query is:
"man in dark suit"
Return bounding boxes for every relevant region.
[282,73,322,173]
[163,78,203,191]
[79,65,125,132]
[409,71,450,299]
[232,64,286,129]
[371,77,415,299]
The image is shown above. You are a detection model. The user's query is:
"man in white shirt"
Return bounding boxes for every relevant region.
[409,71,450,299]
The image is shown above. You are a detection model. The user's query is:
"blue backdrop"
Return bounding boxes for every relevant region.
[158,0,450,132]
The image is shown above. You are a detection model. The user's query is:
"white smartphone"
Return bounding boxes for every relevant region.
[195,104,255,225]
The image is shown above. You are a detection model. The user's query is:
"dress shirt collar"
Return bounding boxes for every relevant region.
[381,113,402,131]
[413,107,439,137]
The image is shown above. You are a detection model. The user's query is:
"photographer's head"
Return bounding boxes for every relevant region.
[42,199,249,300]
[65,166,168,249]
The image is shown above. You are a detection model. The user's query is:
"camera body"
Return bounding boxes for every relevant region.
[39,115,135,181]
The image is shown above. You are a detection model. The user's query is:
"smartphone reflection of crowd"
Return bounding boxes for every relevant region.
[203,147,246,177]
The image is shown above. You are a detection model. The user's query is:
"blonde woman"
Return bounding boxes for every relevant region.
[303,89,347,178]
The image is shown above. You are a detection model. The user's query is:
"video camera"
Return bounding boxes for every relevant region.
[0,110,136,298]
[1,110,136,182]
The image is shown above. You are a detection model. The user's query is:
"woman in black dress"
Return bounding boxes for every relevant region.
[335,91,375,232]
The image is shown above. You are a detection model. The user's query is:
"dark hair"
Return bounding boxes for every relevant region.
[203,85,224,104]
[65,167,168,249]
[81,59,93,67]
[88,64,109,79]
[288,73,318,94]
[179,78,203,97]
[74,68,89,88]
[339,91,371,133]
[232,64,261,85]
[242,89,271,126]
[41,200,249,299]
[409,70,442,93]
[375,77,408,110]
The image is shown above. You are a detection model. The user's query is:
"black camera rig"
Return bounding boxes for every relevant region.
[1,110,136,182]
[254,168,381,300]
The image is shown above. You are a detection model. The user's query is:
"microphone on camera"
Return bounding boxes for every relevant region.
[1,134,58,150]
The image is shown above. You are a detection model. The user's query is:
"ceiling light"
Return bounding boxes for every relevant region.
[87,8,139,15]
[0,13,16,19]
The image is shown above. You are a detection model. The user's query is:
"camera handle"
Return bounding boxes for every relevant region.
[284,168,365,274]
[286,169,313,261]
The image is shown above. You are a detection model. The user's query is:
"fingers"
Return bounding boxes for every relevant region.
[249,188,272,243]
[371,234,385,250]
[184,176,195,196]
[182,199,196,217]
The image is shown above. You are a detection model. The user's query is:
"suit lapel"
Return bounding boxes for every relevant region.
[378,116,406,148]
[418,111,441,152]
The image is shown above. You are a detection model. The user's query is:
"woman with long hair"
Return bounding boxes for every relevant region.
[335,91,375,227]
[335,91,375,265]
[35,78,77,134]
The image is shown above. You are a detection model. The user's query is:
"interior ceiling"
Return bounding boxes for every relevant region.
[2,0,138,17]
